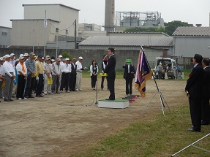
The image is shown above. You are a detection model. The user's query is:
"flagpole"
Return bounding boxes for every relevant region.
[140,46,171,114]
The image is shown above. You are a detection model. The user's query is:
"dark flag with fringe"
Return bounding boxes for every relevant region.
[135,49,153,97]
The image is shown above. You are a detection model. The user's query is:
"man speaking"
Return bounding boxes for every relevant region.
[104,48,116,100]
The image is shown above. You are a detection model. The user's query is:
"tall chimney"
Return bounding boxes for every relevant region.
[104,0,115,32]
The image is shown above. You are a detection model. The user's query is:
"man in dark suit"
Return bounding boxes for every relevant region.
[104,48,116,100]
[185,54,204,132]
[123,59,135,96]
[201,58,210,125]
[70,58,77,91]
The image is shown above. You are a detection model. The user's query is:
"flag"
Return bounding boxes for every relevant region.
[135,49,153,97]
[44,10,47,28]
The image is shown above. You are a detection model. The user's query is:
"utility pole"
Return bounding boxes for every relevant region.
[74,19,77,49]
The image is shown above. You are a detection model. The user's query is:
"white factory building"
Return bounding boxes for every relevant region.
[11,4,79,49]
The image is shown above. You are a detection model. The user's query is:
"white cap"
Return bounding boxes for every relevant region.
[10,53,15,56]
[23,53,29,57]
[78,56,83,60]
[19,56,24,60]
[4,54,10,58]
[58,55,62,58]
[65,58,70,61]
[0,57,4,61]
[51,59,55,62]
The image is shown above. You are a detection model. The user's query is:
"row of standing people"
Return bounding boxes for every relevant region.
[0,52,85,102]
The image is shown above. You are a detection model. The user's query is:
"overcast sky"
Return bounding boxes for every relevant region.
[0,0,210,28]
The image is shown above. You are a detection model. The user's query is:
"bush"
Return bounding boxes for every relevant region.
[61,52,73,60]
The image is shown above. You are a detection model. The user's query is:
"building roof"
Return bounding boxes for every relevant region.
[22,4,80,11]
[173,27,210,36]
[79,36,173,47]
[10,19,59,23]
[0,26,12,29]
[108,32,170,37]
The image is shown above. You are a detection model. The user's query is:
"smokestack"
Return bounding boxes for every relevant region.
[104,0,115,32]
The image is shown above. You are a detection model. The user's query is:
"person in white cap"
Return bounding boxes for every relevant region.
[0,57,5,99]
[3,54,16,101]
[23,53,29,61]
[43,57,52,95]
[16,56,27,99]
[60,58,71,92]
[75,56,84,91]
[51,58,62,93]
[58,55,64,66]
[9,53,15,67]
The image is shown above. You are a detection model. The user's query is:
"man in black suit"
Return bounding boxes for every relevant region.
[70,58,77,91]
[185,54,204,132]
[123,60,135,96]
[104,48,116,100]
[201,58,210,125]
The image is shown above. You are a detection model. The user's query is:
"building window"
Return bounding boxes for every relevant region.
[2,32,7,36]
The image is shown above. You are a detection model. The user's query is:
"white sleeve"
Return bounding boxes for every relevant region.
[16,64,22,72]
[3,63,12,77]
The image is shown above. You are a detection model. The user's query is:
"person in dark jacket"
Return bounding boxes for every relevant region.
[104,48,116,100]
[101,55,108,90]
[201,58,210,125]
[123,59,135,96]
[185,54,204,132]
[70,58,77,91]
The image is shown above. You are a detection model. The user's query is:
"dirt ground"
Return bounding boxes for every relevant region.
[0,78,187,157]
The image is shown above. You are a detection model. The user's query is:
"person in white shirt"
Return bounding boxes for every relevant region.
[16,56,27,99]
[44,57,53,95]
[3,54,15,101]
[0,57,5,99]
[60,58,71,92]
[51,58,62,93]
[90,60,99,90]
[9,53,15,67]
[76,56,84,91]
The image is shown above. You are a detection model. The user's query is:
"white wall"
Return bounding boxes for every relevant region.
[174,36,210,58]
[11,20,59,46]
[23,4,79,37]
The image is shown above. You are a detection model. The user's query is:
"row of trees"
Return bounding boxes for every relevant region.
[124,21,193,36]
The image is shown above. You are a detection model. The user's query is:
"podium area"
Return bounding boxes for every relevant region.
[98,99,129,109]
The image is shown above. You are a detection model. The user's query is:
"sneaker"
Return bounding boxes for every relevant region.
[44,92,47,95]
[18,98,22,100]
[75,89,78,91]
[24,97,27,99]
[79,89,83,91]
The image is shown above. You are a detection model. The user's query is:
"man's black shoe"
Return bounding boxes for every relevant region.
[201,121,209,125]
[9,99,14,101]
[28,96,34,98]
[187,128,201,132]
[36,95,43,97]
[4,99,9,102]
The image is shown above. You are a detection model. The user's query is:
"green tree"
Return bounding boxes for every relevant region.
[61,52,73,60]
[124,27,165,33]
[165,21,193,36]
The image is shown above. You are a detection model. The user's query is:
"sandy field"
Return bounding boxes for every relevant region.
[0,78,187,157]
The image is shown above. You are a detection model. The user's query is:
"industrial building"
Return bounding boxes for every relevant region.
[173,26,210,68]
[11,4,79,49]
[78,23,106,39]
[0,26,11,48]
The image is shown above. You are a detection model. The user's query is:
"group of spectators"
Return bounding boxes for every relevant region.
[185,54,210,132]
[0,52,85,102]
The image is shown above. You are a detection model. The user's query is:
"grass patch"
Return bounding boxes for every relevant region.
[74,104,210,157]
